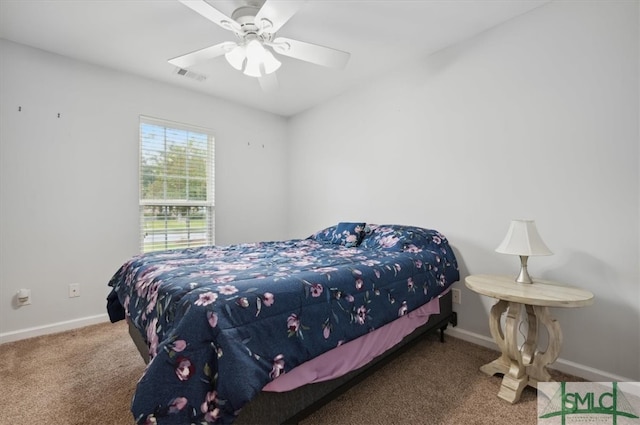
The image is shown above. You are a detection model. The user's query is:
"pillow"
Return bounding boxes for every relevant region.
[308,222,366,247]
[334,222,366,247]
[360,225,403,250]
[360,224,443,252]
[308,225,338,244]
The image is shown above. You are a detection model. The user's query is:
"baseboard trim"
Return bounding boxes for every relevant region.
[446,327,635,383]
[0,314,110,344]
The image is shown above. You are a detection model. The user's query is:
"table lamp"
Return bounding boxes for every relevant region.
[495,219,552,284]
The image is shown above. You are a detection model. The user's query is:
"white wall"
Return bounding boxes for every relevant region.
[0,39,288,339]
[287,0,640,380]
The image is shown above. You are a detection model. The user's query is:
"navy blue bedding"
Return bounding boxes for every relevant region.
[107,225,459,424]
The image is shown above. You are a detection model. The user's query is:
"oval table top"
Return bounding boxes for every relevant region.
[464,274,595,308]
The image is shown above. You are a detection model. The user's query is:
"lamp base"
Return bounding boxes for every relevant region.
[515,255,533,284]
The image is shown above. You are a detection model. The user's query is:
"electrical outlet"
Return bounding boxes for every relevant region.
[452,288,461,304]
[69,283,80,298]
[17,289,31,306]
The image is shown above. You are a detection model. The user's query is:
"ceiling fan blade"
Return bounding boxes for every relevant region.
[255,0,307,33]
[169,41,236,69]
[270,37,350,69]
[258,72,279,92]
[178,0,242,33]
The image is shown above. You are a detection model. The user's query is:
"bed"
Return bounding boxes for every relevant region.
[106,223,460,425]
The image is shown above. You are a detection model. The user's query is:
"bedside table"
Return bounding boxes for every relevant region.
[464,274,594,404]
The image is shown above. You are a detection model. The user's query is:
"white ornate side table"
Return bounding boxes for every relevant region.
[465,274,594,404]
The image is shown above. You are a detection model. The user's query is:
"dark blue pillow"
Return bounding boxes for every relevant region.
[309,225,338,243]
[334,222,366,247]
[360,224,444,252]
[308,222,365,247]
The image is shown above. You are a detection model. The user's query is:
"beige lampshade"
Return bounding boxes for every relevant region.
[495,220,552,256]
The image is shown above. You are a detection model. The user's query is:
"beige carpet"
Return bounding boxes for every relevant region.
[0,321,582,425]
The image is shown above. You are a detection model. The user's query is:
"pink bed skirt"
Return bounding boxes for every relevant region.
[263,289,447,392]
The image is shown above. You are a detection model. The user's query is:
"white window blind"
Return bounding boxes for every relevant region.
[139,116,215,253]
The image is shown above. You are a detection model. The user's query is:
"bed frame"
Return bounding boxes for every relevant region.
[127,290,456,424]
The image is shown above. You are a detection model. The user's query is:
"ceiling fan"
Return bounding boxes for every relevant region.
[169,0,351,90]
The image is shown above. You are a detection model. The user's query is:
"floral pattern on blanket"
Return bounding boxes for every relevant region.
[107,228,459,425]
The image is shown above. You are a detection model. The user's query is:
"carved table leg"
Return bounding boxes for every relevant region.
[527,305,562,386]
[520,305,537,366]
[480,299,510,377]
[496,302,529,403]
[480,301,543,403]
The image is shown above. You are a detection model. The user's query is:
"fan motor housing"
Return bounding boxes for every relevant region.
[232,6,259,24]
[232,5,274,41]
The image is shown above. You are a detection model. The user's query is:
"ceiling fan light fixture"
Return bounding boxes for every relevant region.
[243,40,265,77]
[241,39,280,77]
[246,39,265,58]
[224,45,246,70]
[261,49,281,75]
[243,60,262,77]
[243,40,264,77]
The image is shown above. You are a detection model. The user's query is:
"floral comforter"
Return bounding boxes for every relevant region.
[107,225,459,424]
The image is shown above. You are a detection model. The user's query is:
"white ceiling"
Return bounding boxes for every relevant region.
[0,0,549,117]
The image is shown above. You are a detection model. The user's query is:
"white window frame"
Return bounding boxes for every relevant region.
[139,116,215,253]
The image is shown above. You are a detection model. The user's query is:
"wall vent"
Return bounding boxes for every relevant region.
[173,67,207,82]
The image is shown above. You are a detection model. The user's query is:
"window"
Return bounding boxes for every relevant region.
[139,116,215,253]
